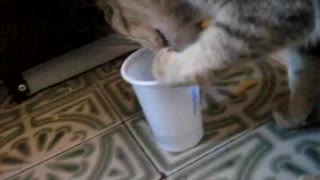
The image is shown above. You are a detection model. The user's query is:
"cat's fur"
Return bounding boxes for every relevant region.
[97,0,205,51]
[99,0,320,128]
[152,0,320,129]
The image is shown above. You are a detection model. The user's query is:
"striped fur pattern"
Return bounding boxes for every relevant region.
[97,0,320,128]
[96,0,205,51]
[151,0,320,128]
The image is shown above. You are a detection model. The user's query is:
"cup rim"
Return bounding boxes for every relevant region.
[121,48,163,87]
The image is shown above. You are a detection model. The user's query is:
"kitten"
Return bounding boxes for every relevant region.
[152,0,320,128]
[96,0,206,51]
[98,0,320,128]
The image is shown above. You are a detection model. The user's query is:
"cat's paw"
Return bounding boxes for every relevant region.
[272,98,308,128]
[153,48,208,85]
[153,48,191,85]
[152,48,174,82]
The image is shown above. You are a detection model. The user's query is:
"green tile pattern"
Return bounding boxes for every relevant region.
[1,54,317,180]
[0,88,120,178]
[169,122,320,180]
[8,126,160,180]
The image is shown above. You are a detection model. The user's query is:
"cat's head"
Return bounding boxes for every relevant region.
[97,0,205,51]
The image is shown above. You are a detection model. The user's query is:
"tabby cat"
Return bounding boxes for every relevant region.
[98,0,320,129]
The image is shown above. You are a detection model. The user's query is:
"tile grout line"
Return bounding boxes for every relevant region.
[118,112,270,178]
[165,121,269,178]
[0,56,130,179]
[21,84,100,118]
[123,120,167,178]
[3,102,140,180]
[95,78,145,123]
[94,80,133,124]
[162,118,270,176]
[3,122,124,180]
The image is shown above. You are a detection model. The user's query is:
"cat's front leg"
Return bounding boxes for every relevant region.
[153,27,245,85]
[153,47,214,85]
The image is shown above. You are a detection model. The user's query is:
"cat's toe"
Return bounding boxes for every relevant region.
[152,48,202,85]
[153,48,171,81]
[152,48,182,84]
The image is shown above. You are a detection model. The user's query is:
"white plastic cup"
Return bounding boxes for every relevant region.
[121,48,204,152]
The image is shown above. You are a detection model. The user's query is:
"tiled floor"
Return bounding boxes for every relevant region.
[0,53,319,180]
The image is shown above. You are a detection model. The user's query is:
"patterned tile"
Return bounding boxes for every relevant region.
[0,104,23,128]
[169,121,320,180]
[99,76,142,122]
[126,60,288,175]
[0,52,292,179]
[89,54,127,82]
[0,56,130,121]
[91,54,142,122]
[0,71,97,127]
[0,87,120,179]
[7,125,160,180]
[0,86,17,111]
[76,53,142,122]
[0,54,133,115]
[202,60,288,125]
[127,116,247,176]
[23,71,94,114]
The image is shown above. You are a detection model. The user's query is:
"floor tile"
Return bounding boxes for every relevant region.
[0,52,292,179]
[0,87,120,179]
[7,125,160,180]
[169,121,320,180]
[0,103,24,126]
[99,76,142,122]
[202,60,288,125]
[23,71,94,114]
[0,55,129,114]
[0,72,96,135]
[0,86,17,111]
[89,54,142,122]
[126,60,288,176]
[89,55,127,82]
[127,116,248,176]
